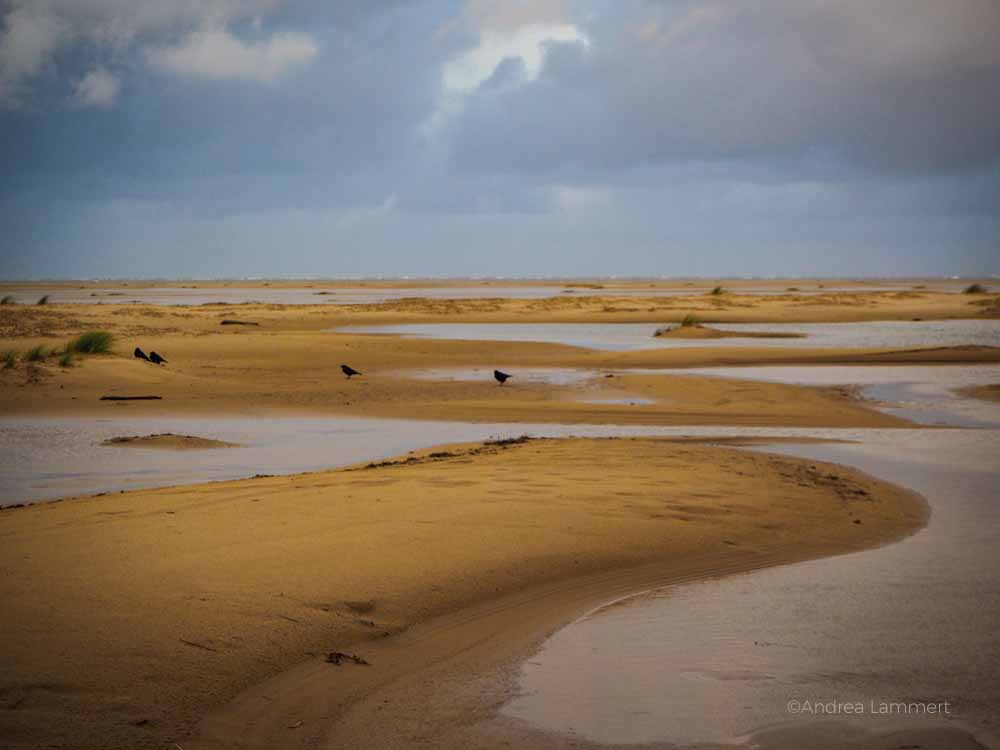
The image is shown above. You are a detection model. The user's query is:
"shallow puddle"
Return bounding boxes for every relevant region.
[4,365,997,506]
[0,418,908,507]
[398,367,602,385]
[661,364,1000,427]
[0,417,525,506]
[502,429,1000,746]
[337,320,1000,351]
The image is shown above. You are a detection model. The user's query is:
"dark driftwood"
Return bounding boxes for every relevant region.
[100,395,163,401]
[220,319,260,326]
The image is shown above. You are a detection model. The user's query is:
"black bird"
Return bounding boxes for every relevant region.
[494,369,512,385]
[149,351,167,365]
[134,347,150,361]
[341,364,361,379]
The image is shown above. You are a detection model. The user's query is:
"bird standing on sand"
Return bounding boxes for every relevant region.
[149,351,167,365]
[494,370,511,385]
[134,347,150,361]
[341,364,361,379]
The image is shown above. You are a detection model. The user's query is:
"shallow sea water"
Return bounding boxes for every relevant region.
[501,367,1000,747]
[337,320,1000,351]
[3,343,998,748]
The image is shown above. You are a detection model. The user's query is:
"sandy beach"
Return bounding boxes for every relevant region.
[2,287,998,423]
[1,284,997,749]
[7,6,1000,746]
[0,437,924,750]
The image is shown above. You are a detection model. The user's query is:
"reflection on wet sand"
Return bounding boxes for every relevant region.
[338,320,1000,351]
[659,364,1000,427]
[3,315,998,749]
[502,405,1000,748]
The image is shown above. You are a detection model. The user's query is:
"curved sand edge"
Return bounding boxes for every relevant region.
[188,444,930,750]
[183,439,930,750]
[101,433,241,449]
[0,435,913,750]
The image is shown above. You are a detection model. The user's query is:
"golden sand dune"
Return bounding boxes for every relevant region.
[2,292,998,423]
[0,437,924,750]
[0,284,995,750]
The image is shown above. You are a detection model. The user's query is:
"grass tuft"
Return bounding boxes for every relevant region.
[681,313,701,327]
[67,330,114,354]
[2,350,16,369]
[709,285,727,295]
[58,351,74,368]
[963,283,987,294]
[24,345,49,362]
[0,295,15,305]
[36,295,50,305]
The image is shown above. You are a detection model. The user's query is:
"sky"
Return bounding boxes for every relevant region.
[1,0,998,279]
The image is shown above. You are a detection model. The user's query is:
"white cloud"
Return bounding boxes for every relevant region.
[443,23,584,94]
[0,0,291,105]
[145,28,318,83]
[69,68,120,108]
[426,0,588,135]
[0,6,66,106]
[442,0,586,94]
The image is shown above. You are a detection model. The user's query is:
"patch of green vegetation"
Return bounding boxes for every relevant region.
[681,313,701,327]
[67,330,114,354]
[963,283,988,294]
[2,350,16,369]
[24,345,49,362]
[58,351,74,368]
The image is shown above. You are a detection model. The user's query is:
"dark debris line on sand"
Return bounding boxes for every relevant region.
[100,395,163,401]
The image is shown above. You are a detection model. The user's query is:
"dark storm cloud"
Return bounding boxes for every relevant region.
[449,0,1000,177]
[1,1,453,209]
[0,0,998,278]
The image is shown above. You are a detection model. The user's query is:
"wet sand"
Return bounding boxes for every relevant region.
[101,433,241,449]
[0,437,923,750]
[654,322,805,339]
[1,284,997,750]
[2,294,998,424]
[314,429,999,750]
[958,383,1000,402]
[502,430,1000,749]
